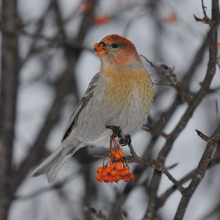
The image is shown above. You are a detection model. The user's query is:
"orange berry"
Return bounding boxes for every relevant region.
[120,171,126,177]
[102,171,107,176]
[80,2,91,12]
[119,148,125,157]
[113,176,119,183]
[111,170,116,176]
[123,167,130,174]
[109,162,115,170]
[97,167,103,173]
[164,14,177,23]
[111,149,117,155]
[105,167,111,174]
[109,176,114,182]
[116,171,122,176]
[103,175,110,181]
[96,174,102,180]
[115,154,121,159]
[116,162,123,170]
[128,173,135,180]
[94,15,110,25]
[93,43,104,57]
[124,176,129,182]
[115,175,122,181]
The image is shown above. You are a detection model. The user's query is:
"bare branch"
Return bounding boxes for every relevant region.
[141,56,192,103]
[0,0,19,219]
[84,207,109,220]
[119,132,185,193]
[174,124,220,219]
[195,129,216,143]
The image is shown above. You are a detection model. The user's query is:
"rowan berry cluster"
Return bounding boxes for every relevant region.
[96,147,135,183]
[94,43,105,57]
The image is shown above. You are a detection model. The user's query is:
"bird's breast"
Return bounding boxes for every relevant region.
[102,69,154,110]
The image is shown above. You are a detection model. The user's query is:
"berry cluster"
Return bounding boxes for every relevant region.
[96,148,135,183]
[94,43,104,57]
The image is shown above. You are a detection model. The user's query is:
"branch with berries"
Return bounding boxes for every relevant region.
[94,125,184,193]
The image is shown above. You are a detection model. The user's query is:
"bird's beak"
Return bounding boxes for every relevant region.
[94,42,108,57]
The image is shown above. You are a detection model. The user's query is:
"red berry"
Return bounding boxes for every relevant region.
[119,148,125,157]
[120,171,126,177]
[109,162,115,170]
[111,170,116,176]
[123,167,130,174]
[109,176,114,182]
[124,176,129,182]
[128,173,135,180]
[103,175,110,181]
[102,171,107,176]
[97,167,103,173]
[115,154,121,159]
[116,162,123,170]
[115,175,122,181]
[96,174,102,180]
[105,167,111,174]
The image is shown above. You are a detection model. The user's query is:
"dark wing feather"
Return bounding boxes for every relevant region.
[61,73,100,141]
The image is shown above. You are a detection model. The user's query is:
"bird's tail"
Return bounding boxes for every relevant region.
[31,144,77,183]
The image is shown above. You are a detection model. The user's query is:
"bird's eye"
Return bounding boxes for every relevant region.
[112,44,118,48]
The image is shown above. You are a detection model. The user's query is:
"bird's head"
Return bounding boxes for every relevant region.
[94,34,143,69]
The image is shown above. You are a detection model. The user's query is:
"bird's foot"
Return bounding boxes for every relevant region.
[106,125,132,146]
[106,125,122,138]
[119,134,131,146]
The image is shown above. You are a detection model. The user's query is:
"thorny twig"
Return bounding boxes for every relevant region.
[193,0,215,27]
[143,126,170,139]
[84,207,109,220]
[159,158,220,207]
[141,55,192,103]
[195,129,216,143]
[118,130,185,193]
[174,124,220,219]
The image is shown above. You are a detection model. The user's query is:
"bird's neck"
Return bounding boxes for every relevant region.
[100,63,145,76]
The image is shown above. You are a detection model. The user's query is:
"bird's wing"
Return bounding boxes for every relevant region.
[61,73,101,141]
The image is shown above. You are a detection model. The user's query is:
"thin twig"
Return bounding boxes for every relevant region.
[174,123,220,219]
[193,0,215,27]
[145,1,219,219]
[143,126,169,139]
[119,131,185,193]
[195,129,216,143]
[141,56,192,103]
[159,158,220,207]
[84,207,109,220]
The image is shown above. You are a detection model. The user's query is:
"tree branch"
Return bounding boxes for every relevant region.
[144,0,219,219]
[0,0,19,219]
[174,124,220,219]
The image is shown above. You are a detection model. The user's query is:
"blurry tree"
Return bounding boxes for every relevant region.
[0,0,219,220]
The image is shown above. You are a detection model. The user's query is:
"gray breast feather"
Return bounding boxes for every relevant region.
[61,73,101,142]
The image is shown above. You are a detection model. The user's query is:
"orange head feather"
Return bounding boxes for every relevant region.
[94,34,142,69]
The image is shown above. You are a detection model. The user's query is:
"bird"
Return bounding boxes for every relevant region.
[31,34,154,183]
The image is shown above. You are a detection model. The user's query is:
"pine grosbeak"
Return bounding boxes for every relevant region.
[32,34,154,183]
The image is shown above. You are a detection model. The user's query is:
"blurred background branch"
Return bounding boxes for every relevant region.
[0,0,219,220]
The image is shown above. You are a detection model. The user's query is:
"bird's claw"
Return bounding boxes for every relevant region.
[119,134,131,146]
[106,125,122,138]
[106,125,132,146]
